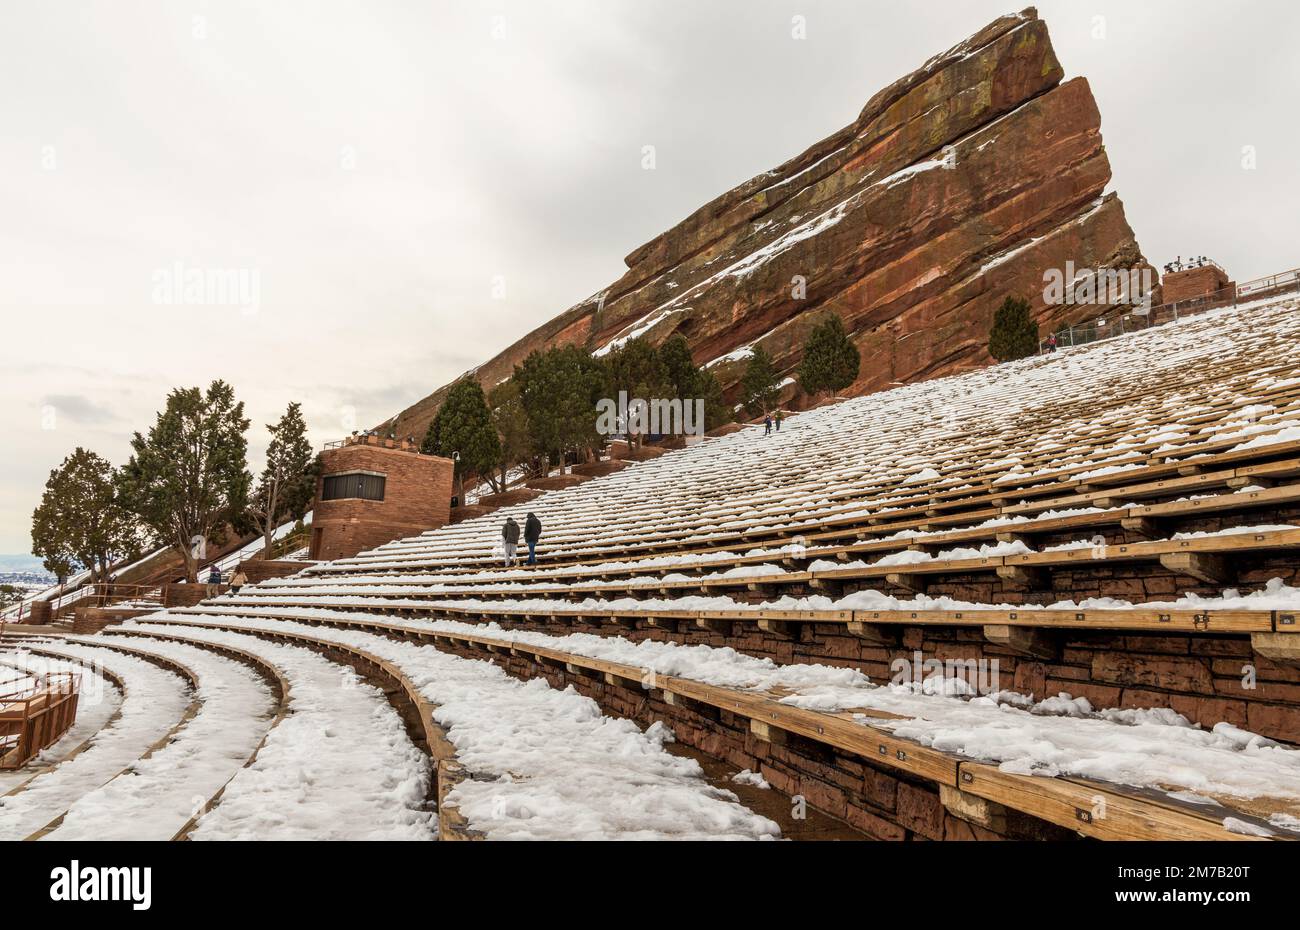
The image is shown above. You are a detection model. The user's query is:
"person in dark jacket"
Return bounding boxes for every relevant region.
[764,414,772,435]
[524,512,542,566]
[205,565,222,598]
[502,516,521,567]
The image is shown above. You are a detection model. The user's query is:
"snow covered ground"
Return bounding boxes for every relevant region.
[94,625,434,841]
[30,637,275,841]
[165,608,1300,821]
[0,657,122,796]
[0,646,191,840]
[125,613,781,840]
[300,297,1300,580]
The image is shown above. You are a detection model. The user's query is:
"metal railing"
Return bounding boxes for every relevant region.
[1039,265,1300,354]
[0,671,80,769]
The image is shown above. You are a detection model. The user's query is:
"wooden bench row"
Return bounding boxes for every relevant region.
[103,624,474,841]
[178,597,1300,659]
[318,440,1300,577]
[157,610,1286,841]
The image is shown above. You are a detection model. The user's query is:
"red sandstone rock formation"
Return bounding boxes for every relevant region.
[387,7,1149,441]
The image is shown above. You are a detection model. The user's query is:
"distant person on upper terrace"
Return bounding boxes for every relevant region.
[774,409,784,431]
[502,516,521,568]
[524,512,542,566]
[764,414,772,435]
[1047,332,1058,352]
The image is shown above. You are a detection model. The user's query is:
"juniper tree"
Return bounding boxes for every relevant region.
[514,345,606,474]
[988,296,1040,362]
[661,335,734,432]
[797,314,861,398]
[31,447,142,583]
[696,367,731,432]
[422,378,502,501]
[116,380,252,582]
[741,345,781,417]
[605,336,669,446]
[658,335,697,399]
[249,402,317,558]
[489,379,532,490]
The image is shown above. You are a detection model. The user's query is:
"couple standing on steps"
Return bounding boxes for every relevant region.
[502,512,542,568]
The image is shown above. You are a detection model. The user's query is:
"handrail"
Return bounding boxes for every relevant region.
[1039,264,1300,354]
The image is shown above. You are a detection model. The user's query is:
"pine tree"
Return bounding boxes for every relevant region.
[116,380,252,582]
[250,402,317,558]
[797,314,861,398]
[422,379,502,500]
[741,345,781,417]
[988,296,1040,362]
[32,447,142,583]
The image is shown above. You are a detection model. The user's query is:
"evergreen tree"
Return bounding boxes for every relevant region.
[514,345,606,474]
[422,378,502,501]
[988,296,1039,362]
[489,379,532,490]
[696,368,731,432]
[31,447,142,583]
[249,402,317,558]
[658,335,698,399]
[656,334,733,433]
[605,337,669,445]
[797,314,861,398]
[741,345,781,417]
[117,380,252,582]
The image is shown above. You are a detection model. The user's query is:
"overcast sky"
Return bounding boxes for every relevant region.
[1,0,1296,557]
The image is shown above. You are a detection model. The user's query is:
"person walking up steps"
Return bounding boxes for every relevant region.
[229,568,248,596]
[502,516,521,567]
[205,565,222,598]
[764,413,772,436]
[524,512,542,566]
[774,409,784,431]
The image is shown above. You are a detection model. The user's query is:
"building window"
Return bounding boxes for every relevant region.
[321,471,386,502]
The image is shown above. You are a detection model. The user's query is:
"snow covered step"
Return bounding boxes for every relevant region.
[0,643,192,840]
[253,481,1300,597]
[136,611,1297,839]
[126,613,782,840]
[21,636,277,841]
[0,656,122,796]
[177,582,1289,636]
[94,624,433,840]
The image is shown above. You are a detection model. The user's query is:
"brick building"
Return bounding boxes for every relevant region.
[1161,258,1234,305]
[308,435,454,562]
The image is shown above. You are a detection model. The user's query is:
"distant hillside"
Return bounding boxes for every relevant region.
[0,554,49,575]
